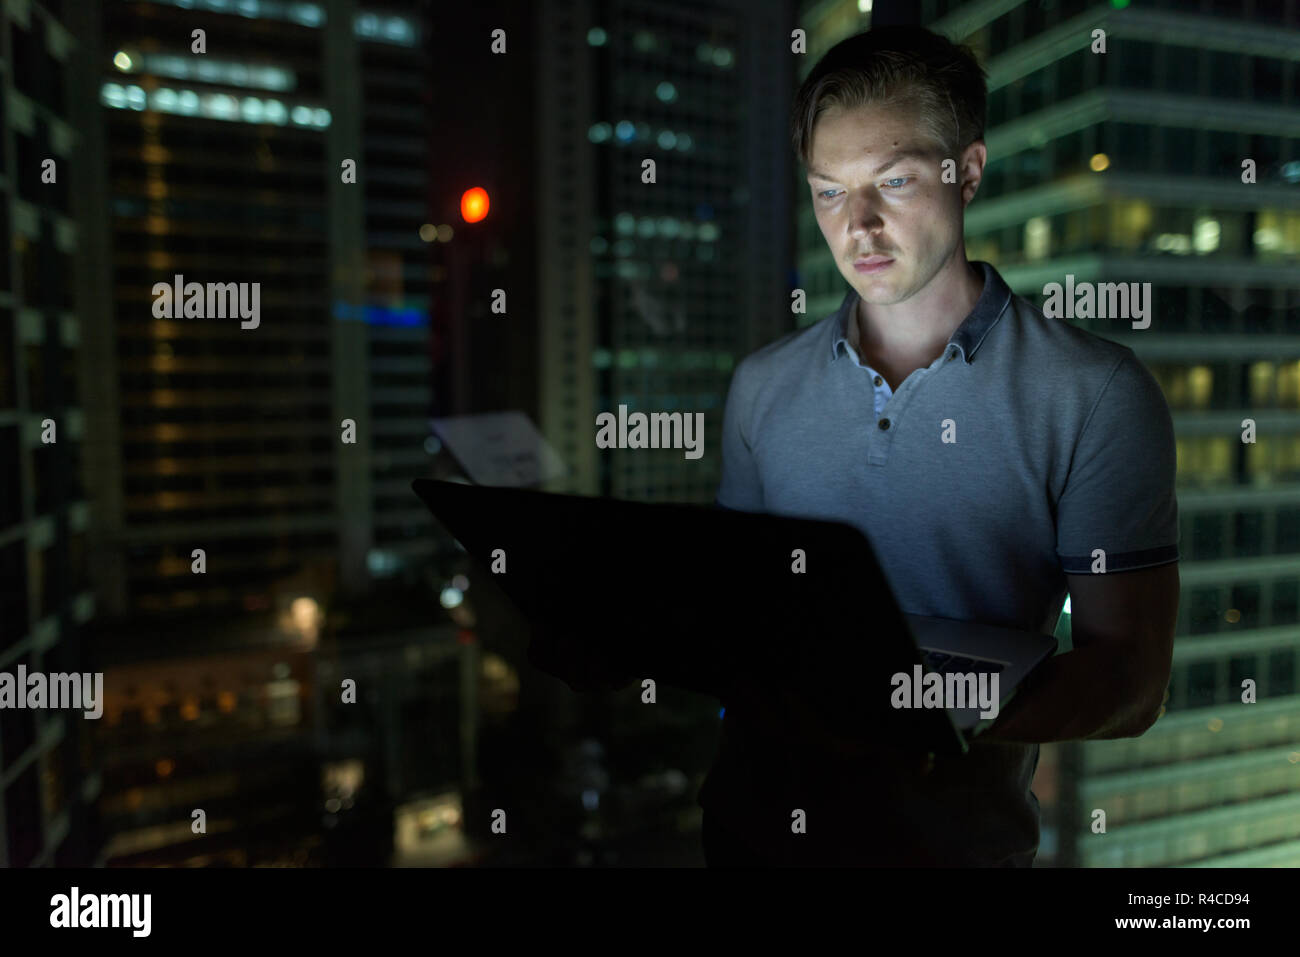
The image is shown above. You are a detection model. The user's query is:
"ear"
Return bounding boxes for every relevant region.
[960,140,987,208]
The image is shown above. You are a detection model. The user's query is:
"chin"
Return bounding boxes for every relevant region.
[855,277,907,305]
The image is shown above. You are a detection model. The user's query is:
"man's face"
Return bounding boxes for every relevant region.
[806,99,979,307]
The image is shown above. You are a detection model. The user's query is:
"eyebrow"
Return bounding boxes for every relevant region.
[806,148,933,181]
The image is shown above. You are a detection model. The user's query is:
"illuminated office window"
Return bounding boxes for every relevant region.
[1107,199,1151,251]
[1279,436,1300,478]
[1023,216,1050,261]
[1276,359,1300,407]
[102,83,329,128]
[1255,209,1300,258]
[1193,216,1221,254]
[116,53,295,92]
[1187,365,1213,409]
[1177,436,1232,484]
[355,12,417,46]
[1249,361,1275,405]
[1164,367,1189,407]
[1245,438,1272,484]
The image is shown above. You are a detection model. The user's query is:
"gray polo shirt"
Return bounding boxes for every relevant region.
[701,260,1179,865]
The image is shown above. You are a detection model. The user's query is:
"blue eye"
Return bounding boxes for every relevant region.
[818,189,840,200]
[884,177,911,188]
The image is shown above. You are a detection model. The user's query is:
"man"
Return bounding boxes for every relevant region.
[700,25,1180,867]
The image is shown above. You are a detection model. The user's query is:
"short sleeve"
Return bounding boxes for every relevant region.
[1056,351,1180,574]
[715,358,765,512]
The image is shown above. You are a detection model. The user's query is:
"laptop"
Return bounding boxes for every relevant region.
[412,478,1058,756]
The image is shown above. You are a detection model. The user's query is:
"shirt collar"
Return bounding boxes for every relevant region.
[827,260,1013,367]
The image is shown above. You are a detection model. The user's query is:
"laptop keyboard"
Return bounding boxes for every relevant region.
[922,651,1005,674]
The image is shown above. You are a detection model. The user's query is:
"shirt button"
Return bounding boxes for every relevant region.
[873,375,883,387]
[878,418,890,430]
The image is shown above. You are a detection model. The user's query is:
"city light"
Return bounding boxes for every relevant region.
[460,187,489,223]
[100,83,330,127]
[112,52,295,92]
[1089,152,1110,172]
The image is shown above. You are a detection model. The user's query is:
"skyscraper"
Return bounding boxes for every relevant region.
[56,0,457,866]
[532,0,795,501]
[1,0,99,868]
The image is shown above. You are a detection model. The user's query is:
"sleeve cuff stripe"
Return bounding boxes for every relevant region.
[1059,544,1180,574]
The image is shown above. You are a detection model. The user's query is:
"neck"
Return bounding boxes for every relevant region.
[857,254,983,358]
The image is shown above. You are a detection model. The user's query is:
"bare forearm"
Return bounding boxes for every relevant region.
[982,644,1154,743]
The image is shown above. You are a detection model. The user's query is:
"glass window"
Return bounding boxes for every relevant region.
[990,13,1011,57]
[1054,130,1085,176]
[1162,45,1198,91]
[1082,204,1106,252]
[1277,507,1300,551]
[1186,659,1218,703]
[1280,360,1300,408]
[1152,284,1189,331]
[1271,578,1299,625]
[981,157,1006,198]
[1113,122,1152,172]
[988,87,1008,128]
[1108,199,1152,251]
[1267,650,1295,696]
[1208,130,1243,176]
[1188,587,1222,635]
[1228,582,1261,627]
[1118,40,1157,89]
[1190,513,1224,560]
[1163,127,1198,174]
[1206,211,1248,259]
[1248,134,1283,175]
[1200,286,1235,332]
[1251,56,1285,104]
[1020,67,1046,114]
[1061,209,1089,255]
[1208,50,1245,98]
[1058,51,1085,100]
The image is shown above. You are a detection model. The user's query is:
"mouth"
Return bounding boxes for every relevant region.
[854,255,894,273]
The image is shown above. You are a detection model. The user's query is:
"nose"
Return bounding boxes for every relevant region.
[847,190,886,242]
